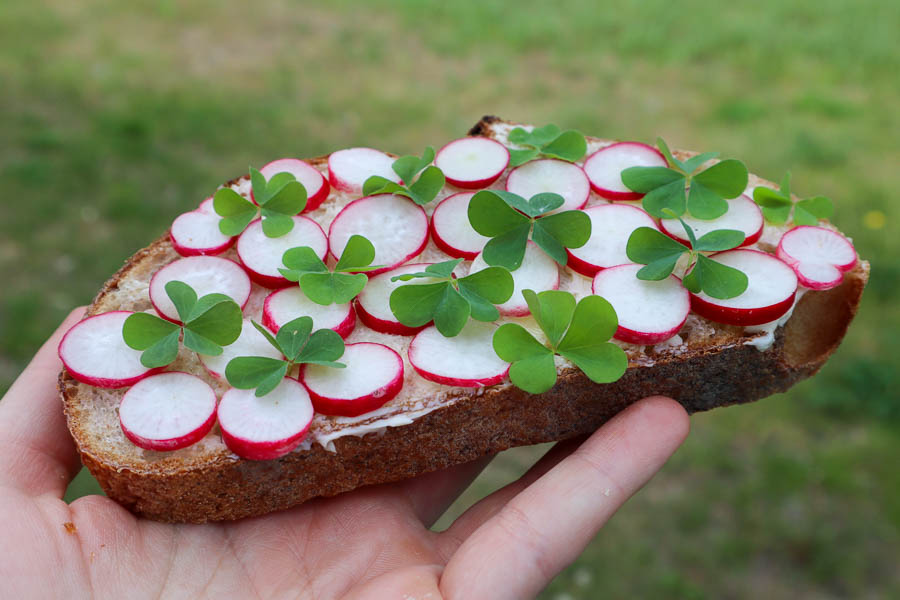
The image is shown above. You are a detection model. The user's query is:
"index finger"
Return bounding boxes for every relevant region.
[439,396,690,600]
[0,307,86,497]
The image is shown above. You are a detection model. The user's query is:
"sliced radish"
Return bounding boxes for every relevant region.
[583,142,667,201]
[566,204,659,277]
[263,287,356,338]
[506,159,590,212]
[199,318,284,378]
[300,342,403,417]
[236,216,328,288]
[197,196,216,214]
[170,209,234,257]
[356,263,433,335]
[119,372,217,451]
[328,147,400,194]
[217,377,314,460]
[591,264,689,344]
[777,226,856,291]
[58,311,160,389]
[660,194,763,248]
[328,194,428,275]
[435,137,509,189]
[254,158,330,212]
[409,321,509,387]
[430,192,490,260]
[149,256,251,323]
[469,242,559,316]
[690,249,798,326]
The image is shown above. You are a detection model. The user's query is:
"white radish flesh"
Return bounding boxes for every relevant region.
[58,311,158,389]
[591,264,689,344]
[328,194,428,275]
[776,226,857,290]
[119,372,217,451]
[469,242,559,316]
[263,287,356,338]
[408,321,509,387]
[199,319,284,378]
[197,196,216,214]
[149,256,251,322]
[506,159,590,212]
[301,342,404,417]
[356,263,434,335]
[170,210,234,257]
[236,216,328,288]
[328,147,400,194]
[690,249,798,326]
[257,158,329,212]
[566,204,659,277]
[435,137,509,189]
[430,192,490,260]
[583,142,667,201]
[217,378,314,460]
[660,195,763,248]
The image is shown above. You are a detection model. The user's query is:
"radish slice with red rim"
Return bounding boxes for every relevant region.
[217,378,314,460]
[170,210,234,257]
[506,159,590,212]
[119,372,217,451]
[328,147,400,194]
[409,321,509,387]
[591,264,689,345]
[356,263,433,336]
[301,342,404,417]
[776,226,856,291]
[660,194,763,248]
[583,142,667,201]
[435,137,509,189]
[328,194,428,275]
[566,204,659,277]
[236,216,328,289]
[689,249,798,326]
[256,158,330,212]
[197,196,216,214]
[199,319,284,378]
[469,242,559,316]
[430,192,490,260]
[263,287,356,338]
[58,311,160,389]
[150,256,251,323]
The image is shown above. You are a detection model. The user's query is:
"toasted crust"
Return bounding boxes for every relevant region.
[60,117,868,523]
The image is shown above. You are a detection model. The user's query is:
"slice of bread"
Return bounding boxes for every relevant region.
[59,116,868,523]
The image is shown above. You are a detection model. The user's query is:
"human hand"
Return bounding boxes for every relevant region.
[0,308,689,599]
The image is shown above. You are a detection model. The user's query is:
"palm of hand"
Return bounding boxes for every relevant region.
[0,309,688,599]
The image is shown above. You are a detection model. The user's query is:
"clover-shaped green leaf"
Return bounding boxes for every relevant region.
[625,220,748,299]
[493,290,627,394]
[279,235,381,305]
[213,166,308,238]
[122,281,242,368]
[467,190,591,271]
[506,124,587,167]
[621,138,748,220]
[225,317,345,397]
[363,146,446,206]
[388,259,514,337]
[753,173,833,226]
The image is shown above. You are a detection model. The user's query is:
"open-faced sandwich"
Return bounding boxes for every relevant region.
[57,116,868,523]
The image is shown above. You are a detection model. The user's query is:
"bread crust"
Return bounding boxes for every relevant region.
[59,117,868,523]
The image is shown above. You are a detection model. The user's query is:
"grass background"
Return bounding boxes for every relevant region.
[2,0,898,597]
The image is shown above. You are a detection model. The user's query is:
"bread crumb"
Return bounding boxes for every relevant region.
[63,522,77,534]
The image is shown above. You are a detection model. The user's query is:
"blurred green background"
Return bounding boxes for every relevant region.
[2,0,898,597]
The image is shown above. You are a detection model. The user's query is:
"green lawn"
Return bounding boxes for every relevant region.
[3,1,899,597]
